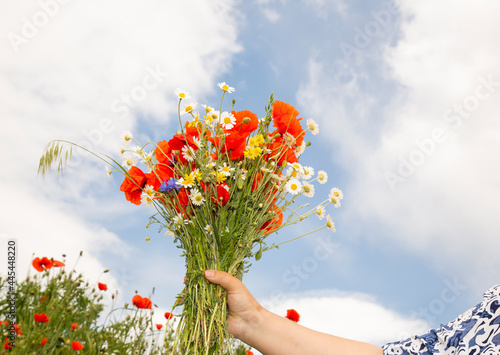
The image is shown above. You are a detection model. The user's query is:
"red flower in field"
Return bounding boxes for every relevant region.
[215,184,230,206]
[3,341,12,350]
[265,138,299,166]
[226,110,259,135]
[52,260,65,267]
[164,312,173,320]
[0,321,8,326]
[156,324,163,330]
[71,323,78,330]
[286,309,300,322]
[132,295,152,309]
[260,204,283,234]
[246,351,254,355]
[120,166,147,205]
[32,257,53,272]
[40,295,48,302]
[272,100,305,147]
[34,313,50,323]
[177,188,189,207]
[72,340,84,350]
[98,282,107,291]
[41,338,47,346]
[155,140,173,165]
[13,324,21,335]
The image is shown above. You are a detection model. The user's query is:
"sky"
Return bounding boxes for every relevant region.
[1,0,500,352]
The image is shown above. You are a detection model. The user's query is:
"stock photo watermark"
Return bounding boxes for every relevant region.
[7,0,73,54]
[67,65,169,168]
[260,233,341,312]
[340,1,400,61]
[385,74,500,192]
[396,277,467,341]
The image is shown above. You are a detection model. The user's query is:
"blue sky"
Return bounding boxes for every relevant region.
[1,0,500,350]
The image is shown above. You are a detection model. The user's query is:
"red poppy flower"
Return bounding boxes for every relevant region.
[164,312,173,320]
[266,138,299,166]
[32,257,53,272]
[120,166,147,205]
[71,323,78,330]
[272,100,305,147]
[155,140,172,164]
[34,313,50,323]
[156,324,163,330]
[40,295,48,302]
[215,184,230,206]
[97,282,107,291]
[13,324,21,335]
[52,260,65,267]
[0,321,8,326]
[177,188,189,207]
[226,110,259,135]
[246,351,254,355]
[3,341,12,350]
[72,340,84,351]
[132,295,152,309]
[209,131,248,161]
[285,309,300,322]
[41,338,47,346]
[260,204,283,234]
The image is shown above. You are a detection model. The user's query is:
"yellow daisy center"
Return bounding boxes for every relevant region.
[291,183,298,191]
[224,116,232,124]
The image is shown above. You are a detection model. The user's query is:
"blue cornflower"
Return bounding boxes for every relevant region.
[159,178,179,193]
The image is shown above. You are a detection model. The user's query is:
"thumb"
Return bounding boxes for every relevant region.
[204,270,241,292]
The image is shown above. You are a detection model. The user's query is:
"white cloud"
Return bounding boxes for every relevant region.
[297,0,500,292]
[0,0,242,299]
[260,289,429,348]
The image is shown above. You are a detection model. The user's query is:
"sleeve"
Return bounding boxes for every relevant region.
[382,284,500,355]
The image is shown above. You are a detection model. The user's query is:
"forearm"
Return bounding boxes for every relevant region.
[238,306,383,355]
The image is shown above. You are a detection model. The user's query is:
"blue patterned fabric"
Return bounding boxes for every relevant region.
[383,284,500,354]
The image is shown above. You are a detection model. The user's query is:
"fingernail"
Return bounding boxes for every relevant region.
[205,270,214,278]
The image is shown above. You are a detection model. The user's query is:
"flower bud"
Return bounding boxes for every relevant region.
[242,117,251,123]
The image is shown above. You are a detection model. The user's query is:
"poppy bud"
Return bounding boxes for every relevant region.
[242,117,251,123]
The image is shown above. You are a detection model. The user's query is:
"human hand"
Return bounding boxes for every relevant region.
[204,270,263,340]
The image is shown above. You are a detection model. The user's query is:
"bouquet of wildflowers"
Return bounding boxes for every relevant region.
[39,82,342,354]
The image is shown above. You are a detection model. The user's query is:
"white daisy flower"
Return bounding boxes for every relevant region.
[316,206,326,220]
[141,185,156,207]
[175,88,191,100]
[122,155,138,169]
[190,188,205,206]
[329,187,344,200]
[306,118,319,135]
[202,104,215,113]
[165,230,176,238]
[204,224,213,234]
[302,166,315,180]
[220,111,236,129]
[121,130,133,145]
[173,214,183,225]
[329,194,342,208]
[317,170,328,184]
[326,215,336,232]
[283,132,295,147]
[219,163,235,177]
[218,82,235,93]
[181,145,195,162]
[181,102,197,115]
[302,181,315,198]
[295,141,306,157]
[285,179,302,195]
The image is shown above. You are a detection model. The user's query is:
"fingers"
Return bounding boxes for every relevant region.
[204,270,243,293]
